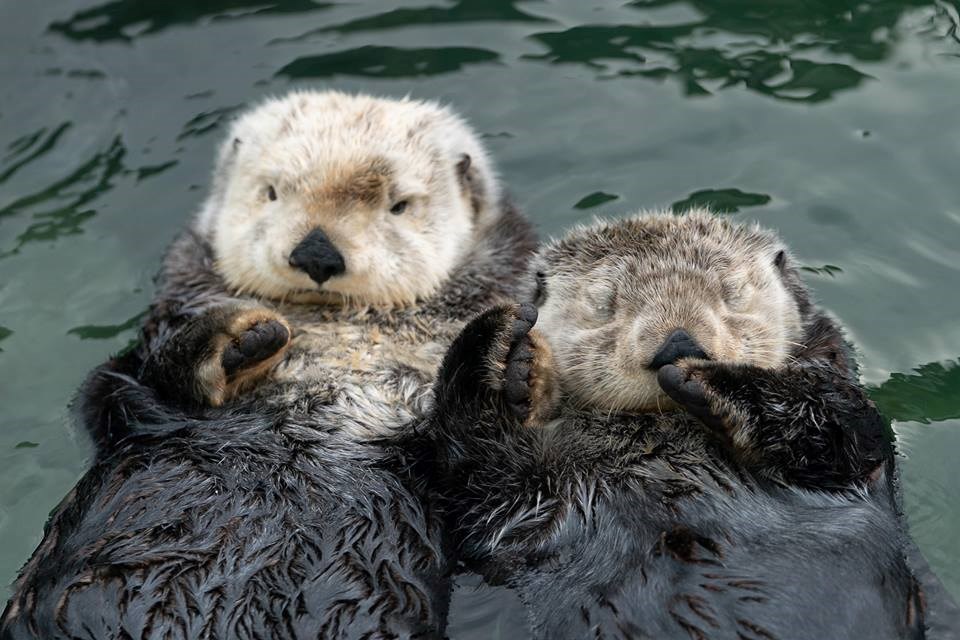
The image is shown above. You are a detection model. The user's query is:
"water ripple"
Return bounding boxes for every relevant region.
[871,359,960,424]
[49,0,335,42]
[276,45,499,79]
[1,124,72,185]
[0,136,126,257]
[526,23,872,102]
[271,0,550,45]
[177,105,243,141]
[522,0,940,103]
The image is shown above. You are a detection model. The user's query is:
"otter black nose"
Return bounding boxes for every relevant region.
[288,228,346,286]
[648,329,710,370]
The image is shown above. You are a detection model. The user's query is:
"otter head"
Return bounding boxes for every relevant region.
[195,90,499,307]
[533,210,805,412]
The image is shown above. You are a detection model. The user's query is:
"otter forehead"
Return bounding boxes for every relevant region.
[541,209,782,276]
[229,91,455,181]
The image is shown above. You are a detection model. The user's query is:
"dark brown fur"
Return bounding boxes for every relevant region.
[413,215,924,639]
[1,191,536,640]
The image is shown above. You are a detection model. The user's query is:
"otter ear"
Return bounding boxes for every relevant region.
[456,153,485,216]
[232,137,242,151]
[774,249,787,273]
[456,153,471,178]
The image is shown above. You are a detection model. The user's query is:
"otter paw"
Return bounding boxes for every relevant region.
[201,308,291,406]
[657,362,741,436]
[221,318,290,376]
[497,304,558,426]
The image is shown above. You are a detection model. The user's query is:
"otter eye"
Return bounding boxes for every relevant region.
[586,288,616,319]
[390,200,409,215]
[267,185,277,202]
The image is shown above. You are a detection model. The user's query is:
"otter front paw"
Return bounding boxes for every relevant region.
[220,317,290,377]
[199,308,291,406]
[657,361,749,440]
[436,303,558,426]
[492,304,558,426]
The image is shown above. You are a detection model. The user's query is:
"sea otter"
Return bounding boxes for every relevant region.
[418,210,925,639]
[1,91,536,639]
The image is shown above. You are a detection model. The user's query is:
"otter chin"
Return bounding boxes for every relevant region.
[532,209,804,412]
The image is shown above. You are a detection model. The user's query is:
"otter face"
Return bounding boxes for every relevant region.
[533,210,804,412]
[196,91,498,307]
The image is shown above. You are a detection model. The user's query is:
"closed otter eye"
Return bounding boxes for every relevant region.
[584,286,616,320]
[266,185,278,202]
[389,200,409,215]
[722,283,742,306]
[723,281,751,307]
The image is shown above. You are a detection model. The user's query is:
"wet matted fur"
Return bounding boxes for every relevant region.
[0,91,537,640]
[416,211,932,639]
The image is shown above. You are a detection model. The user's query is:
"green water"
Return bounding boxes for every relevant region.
[1,0,959,627]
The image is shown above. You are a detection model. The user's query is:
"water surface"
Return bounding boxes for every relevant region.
[1,0,959,629]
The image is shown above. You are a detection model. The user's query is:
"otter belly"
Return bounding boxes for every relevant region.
[259,314,459,438]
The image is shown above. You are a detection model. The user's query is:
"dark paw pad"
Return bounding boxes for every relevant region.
[500,303,539,420]
[504,338,534,419]
[222,320,290,376]
[510,303,538,341]
[657,364,725,432]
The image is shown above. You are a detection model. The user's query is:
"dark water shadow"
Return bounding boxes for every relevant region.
[574,191,620,210]
[671,188,771,213]
[799,264,843,278]
[1,124,72,185]
[272,0,549,44]
[68,310,146,340]
[0,134,178,258]
[0,326,11,353]
[526,0,934,102]
[0,105,189,258]
[177,105,244,141]
[276,45,499,79]
[630,0,931,61]
[871,360,960,424]
[49,0,335,42]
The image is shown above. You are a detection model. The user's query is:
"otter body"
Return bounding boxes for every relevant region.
[421,211,925,639]
[1,92,536,639]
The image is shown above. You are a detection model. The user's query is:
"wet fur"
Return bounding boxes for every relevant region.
[0,93,537,638]
[414,213,929,639]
